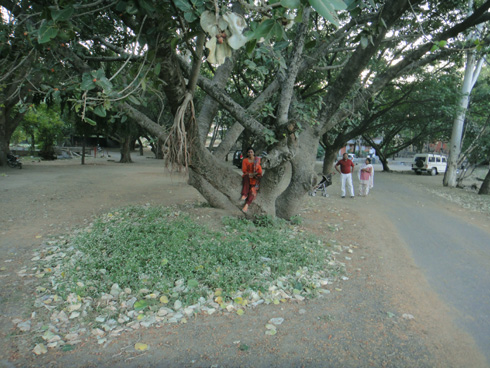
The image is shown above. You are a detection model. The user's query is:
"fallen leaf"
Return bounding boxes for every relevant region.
[134,300,148,311]
[160,295,169,304]
[236,309,244,316]
[134,342,148,351]
[62,344,75,352]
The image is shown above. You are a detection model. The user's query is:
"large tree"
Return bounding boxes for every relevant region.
[2,0,489,216]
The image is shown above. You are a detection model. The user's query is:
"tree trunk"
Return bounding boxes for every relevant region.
[444,0,484,188]
[0,113,17,166]
[120,136,133,163]
[378,151,391,172]
[0,133,9,167]
[444,52,483,187]
[478,168,490,195]
[276,128,319,219]
[155,138,164,159]
[138,138,144,156]
[81,136,86,165]
[322,147,338,175]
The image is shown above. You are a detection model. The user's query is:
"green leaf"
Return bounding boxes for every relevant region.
[280,0,301,9]
[379,17,387,29]
[329,0,347,10]
[173,0,192,12]
[121,115,128,123]
[84,117,97,126]
[254,19,276,40]
[51,7,74,22]
[134,300,148,311]
[308,0,340,27]
[138,0,155,13]
[94,106,107,117]
[128,95,141,105]
[81,74,96,91]
[430,44,439,52]
[95,76,113,92]
[93,69,105,80]
[62,344,75,352]
[438,40,447,47]
[272,22,285,40]
[154,63,161,76]
[245,39,257,57]
[38,21,59,44]
[187,279,199,288]
[184,12,197,22]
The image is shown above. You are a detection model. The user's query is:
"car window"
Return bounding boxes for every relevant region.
[429,157,435,162]
[436,157,441,163]
[442,157,447,163]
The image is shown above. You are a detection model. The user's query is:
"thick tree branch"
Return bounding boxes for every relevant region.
[276,7,311,127]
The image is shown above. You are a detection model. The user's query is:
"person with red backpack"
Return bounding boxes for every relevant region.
[240,147,262,213]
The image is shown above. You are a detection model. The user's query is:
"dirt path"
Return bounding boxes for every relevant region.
[0,154,488,367]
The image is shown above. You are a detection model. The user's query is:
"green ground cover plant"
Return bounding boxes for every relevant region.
[20,204,347,349]
[61,206,342,304]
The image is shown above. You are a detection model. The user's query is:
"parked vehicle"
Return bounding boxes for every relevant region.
[7,153,22,169]
[232,150,243,168]
[412,153,447,175]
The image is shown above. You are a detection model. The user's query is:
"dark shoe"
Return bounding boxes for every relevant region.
[351,196,354,198]
[341,196,345,198]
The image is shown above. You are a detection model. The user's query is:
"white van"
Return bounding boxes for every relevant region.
[412,153,447,175]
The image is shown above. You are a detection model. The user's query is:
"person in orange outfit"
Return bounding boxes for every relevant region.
[240,147,262,213]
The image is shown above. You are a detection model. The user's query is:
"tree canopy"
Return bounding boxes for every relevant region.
[1,0,489,213]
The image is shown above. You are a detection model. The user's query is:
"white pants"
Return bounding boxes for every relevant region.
[341,173,354,197]
[359,183,370,196]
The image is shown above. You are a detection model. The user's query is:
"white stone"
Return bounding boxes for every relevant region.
[69,312,80,319]
[91,328,105,337]
[17,320,31,332]
[67,303,81,312]
[33,343,47,355]
[269,317,284,325]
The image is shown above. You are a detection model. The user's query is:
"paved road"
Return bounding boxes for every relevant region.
[370,172,490,364]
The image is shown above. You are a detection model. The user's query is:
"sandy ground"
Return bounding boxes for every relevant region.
[0,151,489,367]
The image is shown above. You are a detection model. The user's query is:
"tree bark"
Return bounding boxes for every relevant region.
[478,168,490,195]
[120,135,133,163]
[444,0,484,188]
[276,127,319,219]
[322,148,338,175]
[444,53,483,187]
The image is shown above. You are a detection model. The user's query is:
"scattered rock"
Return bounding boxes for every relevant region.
[17,320,31,332]
[269,317,284,325]
[33,343,47,355]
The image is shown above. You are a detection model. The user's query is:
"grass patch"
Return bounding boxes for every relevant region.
[56,206,341,305]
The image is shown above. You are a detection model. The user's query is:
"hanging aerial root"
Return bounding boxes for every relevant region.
[164,92,195,171]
